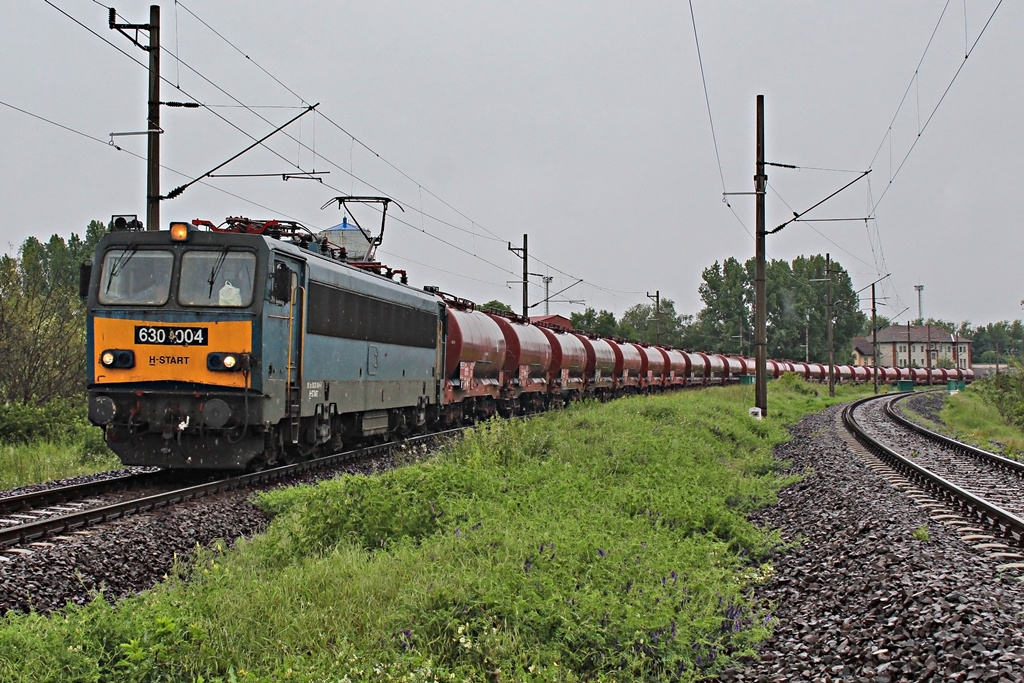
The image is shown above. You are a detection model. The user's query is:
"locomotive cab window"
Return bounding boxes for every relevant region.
[179,250,257,307]
[98,248,174,306]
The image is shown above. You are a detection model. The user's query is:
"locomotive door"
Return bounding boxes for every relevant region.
[266,256,306,444]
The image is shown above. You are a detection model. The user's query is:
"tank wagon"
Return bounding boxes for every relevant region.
[82,207,973,470]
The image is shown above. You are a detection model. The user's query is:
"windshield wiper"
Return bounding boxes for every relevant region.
[207,247,231,299]
[105,245,138,293]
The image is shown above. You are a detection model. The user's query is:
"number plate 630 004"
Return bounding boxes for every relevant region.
[134,326,208,346]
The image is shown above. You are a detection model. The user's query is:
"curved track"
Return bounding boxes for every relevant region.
[843,393,1024,552]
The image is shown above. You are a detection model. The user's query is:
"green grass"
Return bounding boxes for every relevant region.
[0,439,121,489]
[0,399,121,488]
[0,378,870,682]
[940,387,1024,458]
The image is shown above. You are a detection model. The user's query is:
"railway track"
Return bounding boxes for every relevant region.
[0,429,459,554]
[843,392,1024,573]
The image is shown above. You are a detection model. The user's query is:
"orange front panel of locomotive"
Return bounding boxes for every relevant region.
[92,317,252,387]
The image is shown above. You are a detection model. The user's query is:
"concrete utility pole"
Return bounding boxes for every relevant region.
[926,324,932,385]
[907,321,912,369]
[827,253,834,397]
[543,276,553,315]
[872,283,879,394]
[754,95,768,417]
[110,6,160,231]
[508,234,528,318]
[805,317,810,363]
[647,291,660,344]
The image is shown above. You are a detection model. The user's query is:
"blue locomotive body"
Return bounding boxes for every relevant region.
[86,221,443,469]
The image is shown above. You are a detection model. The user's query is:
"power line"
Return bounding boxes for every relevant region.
[172,2,509,246]
[766,183,882,274]
[40,1,659,313]
[687,0,754,242]
[687,0,726,201]
[0,99,118,150]
[44,0,315,181]
[0,98,313,223]
[174,0,310,107]
[866,0,1004,213]
[170,2,648,306]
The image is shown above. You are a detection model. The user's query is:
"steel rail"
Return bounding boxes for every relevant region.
[843,395,1024,546]
[0,470,166,516]
[885,393,1024,476]
[0,428,463,550]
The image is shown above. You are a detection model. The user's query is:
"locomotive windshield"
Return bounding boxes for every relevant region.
[98,249,174,305]
[178,249,256,307]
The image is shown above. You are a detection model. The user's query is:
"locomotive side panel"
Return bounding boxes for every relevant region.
[300,256,443,440]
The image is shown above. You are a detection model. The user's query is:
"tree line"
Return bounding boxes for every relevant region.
[0,220,106,406]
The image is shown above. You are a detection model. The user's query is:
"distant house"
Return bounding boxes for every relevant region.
[851,337,875,366]
[530,314,574,330]
[871,325,972,369]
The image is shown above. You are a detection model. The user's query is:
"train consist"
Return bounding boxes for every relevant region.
[82,204,974,470]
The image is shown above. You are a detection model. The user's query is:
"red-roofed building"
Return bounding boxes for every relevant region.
[530,314,574,330]
[873,325,972,369]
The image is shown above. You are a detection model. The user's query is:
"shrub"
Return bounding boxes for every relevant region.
[0,398,93,445]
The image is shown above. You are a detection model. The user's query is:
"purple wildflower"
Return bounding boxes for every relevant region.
[598,548,606,557]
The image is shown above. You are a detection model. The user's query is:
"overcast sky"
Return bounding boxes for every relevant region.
[1,1,1018,328]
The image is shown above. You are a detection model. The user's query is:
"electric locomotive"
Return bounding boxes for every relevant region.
[84,201,444,470]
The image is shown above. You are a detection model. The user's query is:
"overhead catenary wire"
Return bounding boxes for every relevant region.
[0,98,316,225]
[687,0,754,241]
[43,0,319,183]
[174,0,509,245]
[169,2,651,308]
[42,1,661,313]
[866,0,1003,214]
[45,2,518,272]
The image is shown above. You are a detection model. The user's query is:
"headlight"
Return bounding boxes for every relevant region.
[100,349,134,369]
[169,222,191,242]
[207,352,248,372]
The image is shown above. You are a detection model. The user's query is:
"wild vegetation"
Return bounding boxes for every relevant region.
[0,221,106,405]
[0,220,120,485]
[939,371,1024,458]
[0,400,120,488]
[0,380,870,682]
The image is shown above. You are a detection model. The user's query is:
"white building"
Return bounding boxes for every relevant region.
[872,325,972,369]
